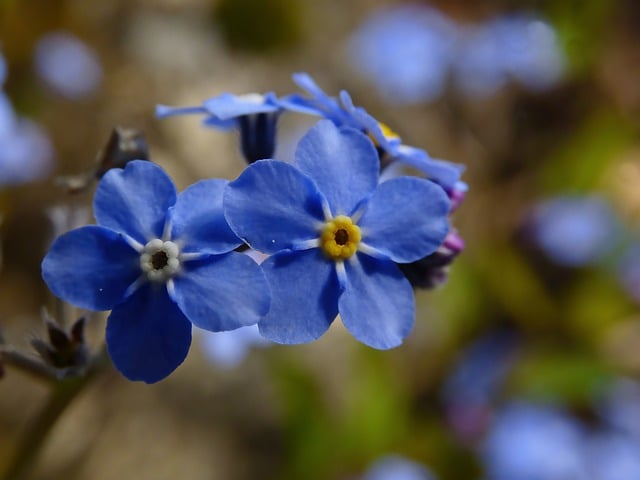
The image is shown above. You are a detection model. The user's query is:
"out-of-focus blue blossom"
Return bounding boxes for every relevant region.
[157,92,282,163]
[282,73,465,191]
[199,324,270,369]
[617,246,640,304]
[585,433,640,480]
[442,331,518,441]
[362,455,437,480]
[482,402,588,480]
[347,4,457,104]
[42,161,270,383]
[527,196,619,267]
[598,378,640,440]
[455,17,560,97]
[346,5,564,102]
[454,15,565,98]
[224,120,450,348]
[0,117,54,188]
[0,52,54,187]
[34,32,102,100]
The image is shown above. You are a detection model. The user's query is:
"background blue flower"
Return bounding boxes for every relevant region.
[363,455,437,480]
[224,120,449,349]
[34,31,102,100]
[526,196,619,267]
[42,160,270,382]
[347,4,457,105]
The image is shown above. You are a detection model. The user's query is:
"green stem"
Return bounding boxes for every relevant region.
[1,348,108,480]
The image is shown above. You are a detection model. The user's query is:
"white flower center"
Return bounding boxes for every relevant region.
[139,239,181,282]
[238,93,265,104]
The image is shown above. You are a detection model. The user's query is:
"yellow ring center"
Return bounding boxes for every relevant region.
[320,215,361,260]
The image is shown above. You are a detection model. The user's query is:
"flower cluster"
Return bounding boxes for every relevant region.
[42,73,466,382]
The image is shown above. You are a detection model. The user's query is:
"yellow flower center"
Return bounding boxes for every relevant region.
[320,215,361,260]
[367,122,400,147]
[378,122,399,141]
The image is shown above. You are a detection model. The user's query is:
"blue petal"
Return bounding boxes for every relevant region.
[202,92,280,120]
[106,283,192,383]
[170,179,241,254]
[393,145,464,190]
[94,160,176,244]
[359,176,450,262]
[278,93,328,117]
[295,120,379,216]
[41,225,140,311]
[293,72,334,103]
[258,249,340,343]
[224,160,325,254]
[340,254,414,349]
[171,252,270,331]
[201,115,236,131]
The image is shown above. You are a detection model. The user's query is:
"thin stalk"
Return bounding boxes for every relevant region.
[1,347,108,480]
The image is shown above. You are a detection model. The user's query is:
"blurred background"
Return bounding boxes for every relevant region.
[1,0,640,479]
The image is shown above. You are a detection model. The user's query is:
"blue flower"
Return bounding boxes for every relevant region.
[347,4,457,105]
[34,31,102,100]
[363,455,437,480]
[42,160,270,383]
[156,92,282,164]
[454,15,565,97]
[281,73,465,191]
[0,112,54,188]
[482,402,587,480]
[526,196,619,267]
[224,120,449,348]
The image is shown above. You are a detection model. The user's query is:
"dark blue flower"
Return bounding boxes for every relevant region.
[42,160,270,383]
[224,120,449,349]
[156,92,282,164]
[281,73,465,191]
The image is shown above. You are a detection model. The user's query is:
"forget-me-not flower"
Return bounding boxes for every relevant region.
[42,160,270,383]
[156,92,282,164]
[526,196,619,267]
[454,15,565,98]
[224,120,449,349]
[281,73,465,192]
[34,31,102,99]
[482,402,588,480]
[347,4,457,105]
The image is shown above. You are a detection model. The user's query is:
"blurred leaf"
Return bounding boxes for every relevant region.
[338,350,407,459]
[271,356,333,480]
[469,243,558,331]
[564,271,636,344]
[212,0,304,53]
[539,111,634,194]
[506,349,613,405]
[548,0,617,75]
